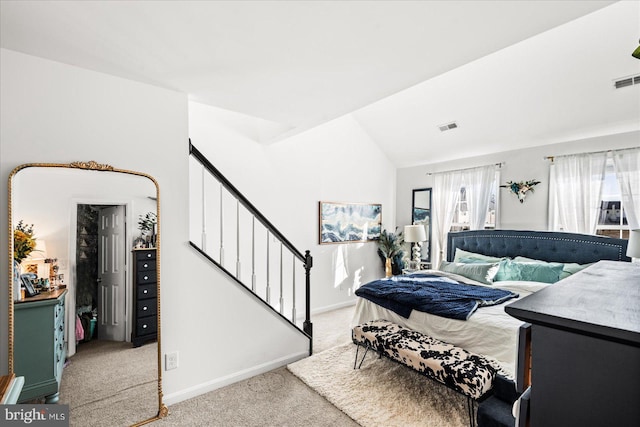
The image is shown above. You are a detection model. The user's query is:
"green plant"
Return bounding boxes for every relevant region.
[377,228,405,274]
[138,212,157,236]
[377,228,404,258]
[13,220,36,263]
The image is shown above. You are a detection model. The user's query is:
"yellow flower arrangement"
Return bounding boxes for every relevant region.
[14,220,36,263]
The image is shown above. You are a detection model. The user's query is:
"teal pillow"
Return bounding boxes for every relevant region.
[513,256,588,281]
[512,256,542,263]
[559,262,592,280]
[459,256,499,264]
[494,259,563,284]
[439,261,499,285]
[453,248,503,263]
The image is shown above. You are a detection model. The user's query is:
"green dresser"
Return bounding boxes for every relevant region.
[14,289,67,403]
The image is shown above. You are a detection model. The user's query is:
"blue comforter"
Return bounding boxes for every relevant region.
[355,273,518,320]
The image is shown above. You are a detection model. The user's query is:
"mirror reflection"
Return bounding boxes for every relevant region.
[411,188,432,265]
[9,163,164,426]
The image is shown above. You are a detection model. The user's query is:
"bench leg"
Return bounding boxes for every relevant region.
[353,344,371,369]
[467,397,476,427]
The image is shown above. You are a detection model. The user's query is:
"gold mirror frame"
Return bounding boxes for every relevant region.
[7,161,168,425]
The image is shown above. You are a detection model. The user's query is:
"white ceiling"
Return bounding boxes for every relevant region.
[1,1,639,167]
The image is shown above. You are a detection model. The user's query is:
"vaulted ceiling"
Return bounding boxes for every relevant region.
[1,1,638,166]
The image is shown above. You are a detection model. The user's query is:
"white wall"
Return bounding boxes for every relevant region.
[396,131,640,263]
[0,49,312,406]
[189,102,397,312]
[12,167,157,287]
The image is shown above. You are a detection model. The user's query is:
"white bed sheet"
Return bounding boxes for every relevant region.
[351,270,548,379]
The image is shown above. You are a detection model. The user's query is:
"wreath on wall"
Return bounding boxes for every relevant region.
[501,180,541,203]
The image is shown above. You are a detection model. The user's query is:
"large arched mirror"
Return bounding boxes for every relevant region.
[411,188,432,266]
[8,161,167,426]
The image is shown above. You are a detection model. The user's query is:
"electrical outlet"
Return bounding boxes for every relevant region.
[165,352,179,370]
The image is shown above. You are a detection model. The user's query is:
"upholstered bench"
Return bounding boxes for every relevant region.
[352,320,497,401]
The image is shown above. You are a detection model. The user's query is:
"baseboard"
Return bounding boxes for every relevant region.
[163,350,308,406]
[292,300,356,325]
[311,300,356,316]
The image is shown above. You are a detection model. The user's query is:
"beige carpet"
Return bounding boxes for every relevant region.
[56,307,470,426]
[158,366,357,427]
[59,340,159,427]
[156,306,360,427]
[287,342,469,427]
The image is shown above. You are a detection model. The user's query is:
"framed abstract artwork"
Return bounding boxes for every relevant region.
[319,201,382,244]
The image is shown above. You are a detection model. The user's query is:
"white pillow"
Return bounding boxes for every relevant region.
[453,248,503,263]
[439,260,500,285]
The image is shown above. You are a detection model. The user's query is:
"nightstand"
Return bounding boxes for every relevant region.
[14,289,67,403]
[403,262,432,275]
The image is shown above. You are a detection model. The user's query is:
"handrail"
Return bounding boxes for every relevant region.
[189,141,305,262]
[189,140,313,354]
[189,241,311,340]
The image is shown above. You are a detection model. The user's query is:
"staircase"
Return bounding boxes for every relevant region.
[188,141,313,354]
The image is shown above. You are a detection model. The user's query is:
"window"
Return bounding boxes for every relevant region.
[549,150,638,237]
[450,172,499,231]
[451,187,468,230]
[596,158,629,239]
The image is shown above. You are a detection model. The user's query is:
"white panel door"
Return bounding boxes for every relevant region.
[97,205,126,341]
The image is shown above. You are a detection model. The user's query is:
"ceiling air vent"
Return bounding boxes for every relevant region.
[438,122,458,132]
[614,74,640,89]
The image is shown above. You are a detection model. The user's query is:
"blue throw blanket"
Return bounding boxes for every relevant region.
[355,273,518,320]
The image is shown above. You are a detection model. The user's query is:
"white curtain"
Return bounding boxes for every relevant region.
[463,165,496,230]
[551,152,608,234]
[612,147,640,229]
[548,164,561,231]
[432,171,463,267]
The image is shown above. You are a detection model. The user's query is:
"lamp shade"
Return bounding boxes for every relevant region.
[404,225,427,243]
[627,229,640,258]
[26,239,47,260]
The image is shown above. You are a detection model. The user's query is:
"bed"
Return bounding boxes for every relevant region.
[352,229,631,378]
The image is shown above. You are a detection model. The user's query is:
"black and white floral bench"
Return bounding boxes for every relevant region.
[352,320,499,426]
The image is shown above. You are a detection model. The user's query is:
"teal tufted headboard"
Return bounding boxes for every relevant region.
[447,230,631,264]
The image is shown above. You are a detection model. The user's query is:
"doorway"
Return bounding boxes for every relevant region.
[75,204,128,345]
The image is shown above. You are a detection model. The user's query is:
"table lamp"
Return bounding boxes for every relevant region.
[26,239,47,260]
[404,225,427,270]
[627,229,640,263]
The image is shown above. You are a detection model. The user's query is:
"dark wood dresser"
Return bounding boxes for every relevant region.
[132,248,158,347]
[505,261,640,427]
